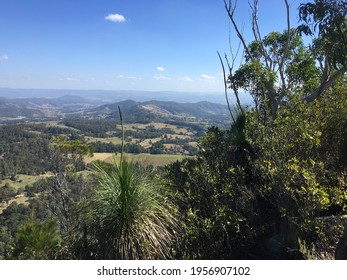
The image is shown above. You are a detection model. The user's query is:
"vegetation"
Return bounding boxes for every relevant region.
[85,157,180,259]
[0,0,346,260]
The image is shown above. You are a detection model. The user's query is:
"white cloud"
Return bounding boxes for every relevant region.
[200,74,217,81]
[127,76,142,80]
[0,55,8,61]
[178,76,194,82]
[65,77,80,82]
[118,75,142,80]
[153,75,171,81]
[156,66,165,72]
[105,14,126,23]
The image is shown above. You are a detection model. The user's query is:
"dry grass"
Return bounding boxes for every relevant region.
[84,153,114,164]
[0,195,29,214]
[85,136,123,144]
[138,138,162,148]
[86,153,186,167]
[1,174,52,190]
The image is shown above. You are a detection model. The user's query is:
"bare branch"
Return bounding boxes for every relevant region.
[217,51,235,123]
[224,0,253,60]
[228,24,242,70]
[278,0,291,87]
[249,0,271,68]
[225,53,243,112]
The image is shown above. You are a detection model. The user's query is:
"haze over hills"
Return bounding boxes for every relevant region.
[86,100,230,123]
[0,87,252,104]
[0,89,233,124]
[0,87,252,123]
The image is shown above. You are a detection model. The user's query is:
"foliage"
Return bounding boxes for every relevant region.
[0,226,13,260]
[12,218,61,260]
[298,0,347,70]
[0,0,346,260]
[0,184,17,203]
[85,157,180,259]
[165,110,262,259]
[0,125,51,178]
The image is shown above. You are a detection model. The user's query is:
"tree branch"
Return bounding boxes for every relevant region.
[303,69,346,103]
[278,0,291,88]
[224,0,253,60]
[249,0,271,68]
[217,51,236,123]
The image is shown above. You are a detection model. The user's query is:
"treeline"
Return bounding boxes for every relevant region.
[61,118,119,137]
[91,141,146,154]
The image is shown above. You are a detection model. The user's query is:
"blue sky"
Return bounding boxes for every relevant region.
[0,0,302,92]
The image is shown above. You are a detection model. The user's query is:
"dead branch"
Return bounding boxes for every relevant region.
[218,51,236,123]
[278,0,291,88]
[249,0,271,68]
[224,0,253,60]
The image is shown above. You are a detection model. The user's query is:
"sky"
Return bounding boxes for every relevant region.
[0,0,303,93]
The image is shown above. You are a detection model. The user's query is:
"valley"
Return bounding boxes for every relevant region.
[0,90,231,215]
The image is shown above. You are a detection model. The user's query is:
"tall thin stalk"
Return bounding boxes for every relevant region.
[118,106,125,166]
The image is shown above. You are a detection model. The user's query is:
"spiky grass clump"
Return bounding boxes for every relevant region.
[90,158,180,259]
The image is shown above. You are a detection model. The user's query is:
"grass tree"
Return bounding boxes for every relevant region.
[87,107,180,259]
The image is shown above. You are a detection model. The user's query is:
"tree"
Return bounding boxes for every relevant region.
[221,0,346,122]
[163,0,347,259]
[164,111,263,259]
[12,218,61,260]
[45,135,93,234]
[298,0,347,102]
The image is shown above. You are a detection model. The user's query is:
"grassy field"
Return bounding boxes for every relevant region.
[0,174,54,214]
[0,195,29,214]
[85,152,187,167]
[1,174,52,190]
[125,122,192,134]
[85,136,123,144]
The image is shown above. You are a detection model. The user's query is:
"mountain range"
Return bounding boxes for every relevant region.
[0,91,232,124]
[86,100,230,123]
[0,88,252,104]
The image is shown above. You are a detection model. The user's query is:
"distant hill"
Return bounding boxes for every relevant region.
[0,95,97,121]
[0,90,233,124]
[87,100,230,123]
[0,99,44,119]
[0,87,253,104]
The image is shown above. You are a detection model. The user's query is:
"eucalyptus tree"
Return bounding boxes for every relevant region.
[217,0,347,259]
[45,135,93,234]
[221,0,346,123]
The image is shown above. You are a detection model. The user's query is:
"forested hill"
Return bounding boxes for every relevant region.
[0,95,231,124]
[87,100,230,123]
[0,95,97,120]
